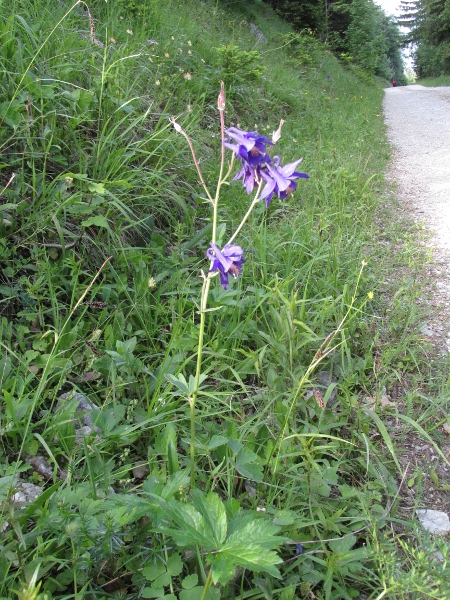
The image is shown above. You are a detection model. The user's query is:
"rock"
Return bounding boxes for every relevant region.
[132,464,149,479]
[57,391,100,441]
[416,509,450,535]
[249,23,266,43]
[364,394,396,409]
[420,324,436,338]
[1,480,43,533]
[11,481,43,506]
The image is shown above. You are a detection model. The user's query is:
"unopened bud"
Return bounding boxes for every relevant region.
[272,119,285,144]
[217,81,226,111]
[170,117,183,133]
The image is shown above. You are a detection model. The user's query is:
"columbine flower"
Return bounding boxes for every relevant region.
[260,156,309,207]
[232,163,259,195]
[223,127,273,168]
[206,243,245,290]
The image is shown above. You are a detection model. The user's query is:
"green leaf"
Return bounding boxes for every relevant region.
[142,588,165,599]
[160,470,190,500]
[226,516,286,550]
[180,587,220,600]
[207,435,228,450]
[164,373,188,393]
[232,446,263,482]
[181,574,198,589]
[88,182,106,194]
[191,490,227,547]
[142,562,166,582]
[206,515,286,585]
[363,408,401,473]
[81,215,110,229]
[272,509,296,526]
[209,545,282,585]
[153,572,171,588]
[160,501,215,549]
[155,423,177,456]
[167,440,180,475]
[167,553,183,577]
[329,534,356,553]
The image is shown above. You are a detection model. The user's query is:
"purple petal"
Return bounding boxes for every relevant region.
[206,243,233,272]
[279,158,304,178]
[265,163,290,192]
[219,270,229,290]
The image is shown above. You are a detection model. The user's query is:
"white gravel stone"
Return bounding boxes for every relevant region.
[416,509,450,535]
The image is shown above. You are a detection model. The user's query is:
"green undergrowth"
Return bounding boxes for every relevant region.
[417,76,450,87]
[1,0,449,598]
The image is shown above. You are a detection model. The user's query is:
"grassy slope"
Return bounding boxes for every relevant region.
[1,0,449,598]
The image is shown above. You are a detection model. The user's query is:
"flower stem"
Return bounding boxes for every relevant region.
[170,118,214,204]
[200,569,213,600]
[227,179,263,246]
[190,274,211,488]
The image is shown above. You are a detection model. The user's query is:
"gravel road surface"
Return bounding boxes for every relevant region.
[383,84,450,251]
[383,84,450,349]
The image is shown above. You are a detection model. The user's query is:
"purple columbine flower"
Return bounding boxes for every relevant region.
[232,162,259,195]
[224,127,273,168]
[206,242,245,290]
[260,156,309,207]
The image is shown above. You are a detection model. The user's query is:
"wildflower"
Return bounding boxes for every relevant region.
[188,40,192,46]
[233,162,259,194]
[126,29,133,35]
[165,52,170,58]
[155,80,160,86]
[260,156,309,207]
[206,243,245,290]
[224,127,273,168]
[184,72,192,80]
[148,276,156,289]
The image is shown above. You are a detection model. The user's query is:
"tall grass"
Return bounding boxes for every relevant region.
[1,0,449,598]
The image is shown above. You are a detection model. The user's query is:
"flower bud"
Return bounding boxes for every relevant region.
[217,81,226,111]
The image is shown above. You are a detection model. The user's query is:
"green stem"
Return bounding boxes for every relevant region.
[227,179,263,246]
[211,105,227,244]
[200,569,213,600]
[190,274,211,488]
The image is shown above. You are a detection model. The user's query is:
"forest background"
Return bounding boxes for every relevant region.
[1,0,449,599]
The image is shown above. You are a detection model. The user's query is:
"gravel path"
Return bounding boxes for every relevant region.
[383,86,450,515]
[383,84,450,350]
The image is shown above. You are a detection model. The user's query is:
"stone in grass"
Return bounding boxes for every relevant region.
[58,391,101,442]
[1,481,44,533]
[416,509,450,535]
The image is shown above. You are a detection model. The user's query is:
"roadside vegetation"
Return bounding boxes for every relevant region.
[417,76,450,86]
[0,0,449,598]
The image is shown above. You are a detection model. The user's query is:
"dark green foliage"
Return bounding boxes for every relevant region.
[399,0,450,76]
[263,0,405,81]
